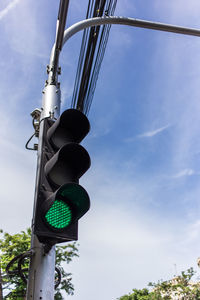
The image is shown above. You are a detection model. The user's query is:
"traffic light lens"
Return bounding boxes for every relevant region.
[60,183,90,220]
[45,200,72,229]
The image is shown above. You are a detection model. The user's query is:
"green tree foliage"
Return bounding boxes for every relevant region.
[118,288,151,300]
[0,228,78,299]
[118,268,200,300]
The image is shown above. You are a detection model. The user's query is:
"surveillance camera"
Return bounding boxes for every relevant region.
[30,108,41,119]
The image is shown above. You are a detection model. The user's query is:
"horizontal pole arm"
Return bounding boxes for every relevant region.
[48,16,200,85]
[62,16,200,46]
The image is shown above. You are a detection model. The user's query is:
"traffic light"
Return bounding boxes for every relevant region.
[33,109,90,245]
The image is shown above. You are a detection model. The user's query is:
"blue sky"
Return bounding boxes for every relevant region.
[1,0,200,299]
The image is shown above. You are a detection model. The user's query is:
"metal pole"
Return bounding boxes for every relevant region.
[26,85,61,299]
[55,0,69,51]
[61,16,200,47]
[26,0,69,298]
[49,0,69,85]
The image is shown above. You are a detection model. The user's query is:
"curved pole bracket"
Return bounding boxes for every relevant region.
[47,15,200,85]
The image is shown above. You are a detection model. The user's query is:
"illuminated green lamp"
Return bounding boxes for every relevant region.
[43,183,90,231]
[45,200,72,229]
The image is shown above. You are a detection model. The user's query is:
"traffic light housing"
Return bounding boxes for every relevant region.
[33,109,90,245]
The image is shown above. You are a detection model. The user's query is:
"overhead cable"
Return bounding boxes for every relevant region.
[71,0,117,115]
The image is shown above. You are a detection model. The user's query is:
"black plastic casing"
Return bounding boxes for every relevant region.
[33,109,90,245]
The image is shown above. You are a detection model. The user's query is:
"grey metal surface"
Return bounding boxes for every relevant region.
[62,16,200,46]
[26,84,61,299]
[47,16,200,103]
[26,236,56,299]
[46,16,200,90]
[47,0,69,85]
[41,85,61,119]
[55,0,69,51]
[26,0,66,297]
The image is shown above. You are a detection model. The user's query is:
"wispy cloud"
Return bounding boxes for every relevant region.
[0,0,21,20]
[172,168,199,178]
[138,124,170,138]
[125,124,170,142]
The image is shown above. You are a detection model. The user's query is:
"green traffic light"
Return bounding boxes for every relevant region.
[59,183,90,220]
[43,183,90,231]
[45,199,72,229]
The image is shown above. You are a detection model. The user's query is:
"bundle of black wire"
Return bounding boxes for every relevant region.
[71,0,117,115]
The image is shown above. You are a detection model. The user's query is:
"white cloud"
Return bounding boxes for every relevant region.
[0,0,21,20]
[125,124,170,142]
[68,157,200,299]
[68,198,200,300]
[172,168,198,178]
[0,143,35,233]
[138,124,170,138]
[149,2,200,169]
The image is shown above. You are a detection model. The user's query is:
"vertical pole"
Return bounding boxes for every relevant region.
[26,85,61,299]
[26,0,69,297]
